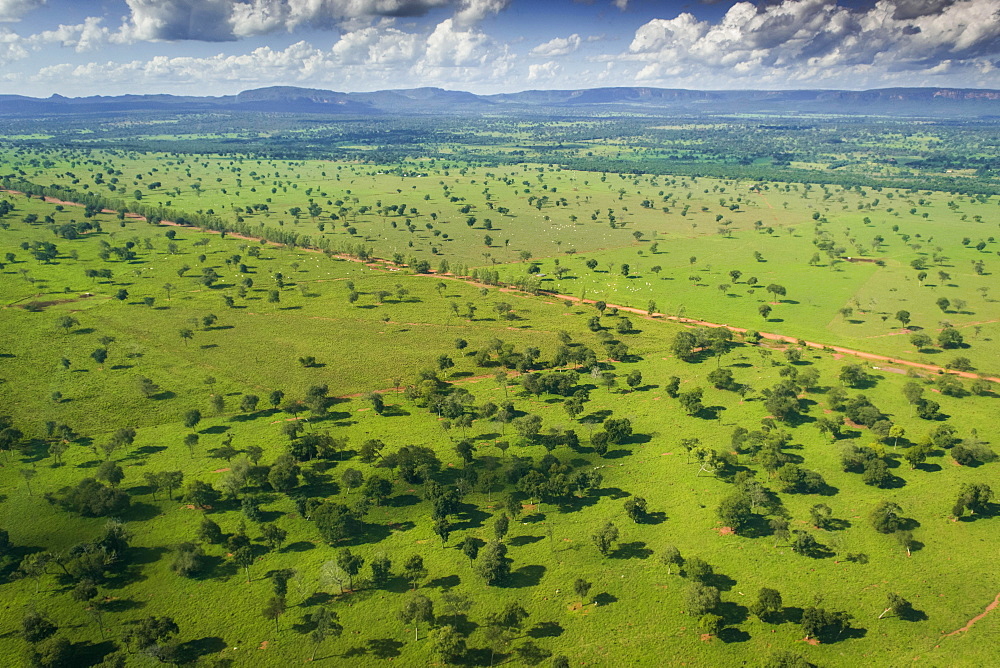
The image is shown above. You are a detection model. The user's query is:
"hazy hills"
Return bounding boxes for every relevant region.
[1,85,998,118]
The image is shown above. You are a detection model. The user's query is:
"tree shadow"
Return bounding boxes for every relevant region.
[128,545,168,566]
[121,502,161,522]
[612,541,653,559]
[427,574,461,590]
[367,638,404,659]
[594,592,617,607]
[505,564,545,588]
[604,448,633,459]
[129,445,167,457]
[100,595,148,612]
[717,601,750,628]
[71,640,117,666]
[509,535,544,547]
[438,613,478,638]
[176,636,227,663]
[718,627,751,643]
[527,621,564,639]
[283,541,315,553]
[300,591,334,608]
[453,502,489,531]
[899,605,929,622]
[824,517,852,531]
[382,494,420,508]
[705,573,737,592]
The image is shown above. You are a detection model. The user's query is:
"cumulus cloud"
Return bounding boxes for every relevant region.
[421,18,491,66]
[453,0,510,26]
[28,16,509,92]
[32,17,114,52]
[114,0,505,42]
[0,27,28,65]
[529,33,581,57]
[331,24,421,65]
[623,0,1000,87]
[0,0,44,23]
[527,60,560,81]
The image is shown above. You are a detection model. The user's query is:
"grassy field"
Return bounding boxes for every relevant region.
[4,147,997,373]
[1,154,999,667]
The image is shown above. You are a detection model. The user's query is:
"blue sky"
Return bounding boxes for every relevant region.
[1,0,998,97]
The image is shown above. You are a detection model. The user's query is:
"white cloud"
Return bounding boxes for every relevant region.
[0,27,28,65]
[420,17,491,67]
[331,24,421,65]
[113,0,503,42]
[0,0,44,23]
[622,0,1000,88]
[32,17,113,52]
[529,33,580,57]
[527,60,560,81]
[27,16,511,93]
[453,0,509,26]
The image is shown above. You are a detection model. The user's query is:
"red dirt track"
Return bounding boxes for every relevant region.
[5,188,997,384]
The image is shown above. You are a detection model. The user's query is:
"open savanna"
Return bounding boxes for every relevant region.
[4,147,999,377]
[1,184,1000,667]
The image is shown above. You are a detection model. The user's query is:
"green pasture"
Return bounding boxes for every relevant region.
[0,191,999,667]
[1,145,1000,668]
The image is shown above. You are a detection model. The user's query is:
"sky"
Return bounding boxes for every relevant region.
[0,0,998,97]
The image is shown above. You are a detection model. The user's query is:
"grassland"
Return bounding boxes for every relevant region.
[0,139,999,668]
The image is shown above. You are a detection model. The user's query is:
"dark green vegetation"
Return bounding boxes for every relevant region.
[0,109,998,667]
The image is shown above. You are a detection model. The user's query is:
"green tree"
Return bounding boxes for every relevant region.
[336,548,365,591]
[398,594,435,641]
[660,545,684,575]
[262,595,286,632]
[574,578,592,603]
[686,582,721,617]
[430,625,466,665]
[475,541,512,585]
[307,607,342,661]
[591,521,619,557]
[403,554,428,589]
[870,501,904,533]
[749,587,783,622]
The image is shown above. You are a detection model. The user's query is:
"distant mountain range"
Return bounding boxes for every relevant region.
[1,86,998,118]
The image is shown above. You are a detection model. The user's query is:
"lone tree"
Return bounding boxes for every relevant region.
[660,545,684,575]
[574,578,592,603]
[879,592,912,619]
[592,521,619,557]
